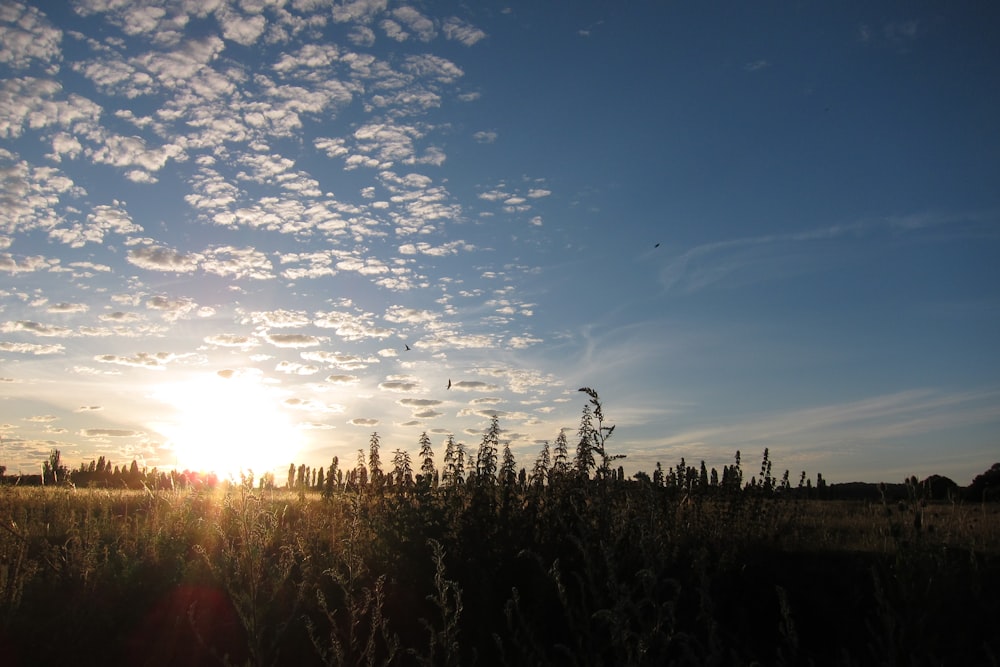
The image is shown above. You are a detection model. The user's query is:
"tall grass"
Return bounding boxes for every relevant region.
[1,449,998,665]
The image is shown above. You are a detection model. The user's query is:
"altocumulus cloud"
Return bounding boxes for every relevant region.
[127,245,200,272]
[264,333,324,348]
[81,428,142,437]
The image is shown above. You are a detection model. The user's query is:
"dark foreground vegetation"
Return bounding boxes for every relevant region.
[2,391,999,666]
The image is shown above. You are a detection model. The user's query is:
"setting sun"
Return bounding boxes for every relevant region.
[150,372,304,479]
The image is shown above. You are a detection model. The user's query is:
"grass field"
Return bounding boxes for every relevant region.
[1,475,998,667]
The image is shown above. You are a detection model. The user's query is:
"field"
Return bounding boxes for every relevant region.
[1,472,998,667]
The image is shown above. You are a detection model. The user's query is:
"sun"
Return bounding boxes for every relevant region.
[150,372,305,479]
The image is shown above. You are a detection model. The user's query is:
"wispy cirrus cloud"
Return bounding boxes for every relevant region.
[651,388,1000,457]
[658,211,993,294]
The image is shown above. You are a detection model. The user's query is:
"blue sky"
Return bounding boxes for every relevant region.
[1,0,998,484]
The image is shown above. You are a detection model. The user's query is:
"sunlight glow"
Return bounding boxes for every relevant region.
[150,373,304,479]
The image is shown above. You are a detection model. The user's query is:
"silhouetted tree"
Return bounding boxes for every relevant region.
[966,463,1000,501]
[42,449,68,485]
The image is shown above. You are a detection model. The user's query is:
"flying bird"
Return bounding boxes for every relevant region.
[654,243,661,248]
[404,344,411,351]
[447,379,452,390]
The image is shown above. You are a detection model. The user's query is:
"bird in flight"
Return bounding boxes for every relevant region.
[447,379,452,390]
[654,243,661,248]
[404,344,411,351]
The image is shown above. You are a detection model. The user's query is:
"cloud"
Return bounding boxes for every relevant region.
[314,310,393,340]
[0,254,60,274]
[325,374,360,384]
[127,246,201,273]
[25,415,58,423]
[379,377,420,392]
[332,0,387,24]
[302,351,379,370]
[275,361,320,375]
[450,380,499,392]
[93,352,186,370]
[349,418,379,427]
[47,302,89,314]
[0,341,64,355]
[384,305,438,324]
[241,309,311,328]
[442,17,486,46]
[218,8,267,46]
[49,202,142,248]
[1,320,73,337]
[146,296,199,321]
[81,428,142,438]
[263,332,324,348]
[743,59,769,72]
[200,246,274,280]
[390,7,436,42]
[204,334,260,349]
[0,3,63,71]
[654,389,1000,458]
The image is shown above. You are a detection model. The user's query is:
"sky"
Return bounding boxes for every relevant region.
[1,1,998,485]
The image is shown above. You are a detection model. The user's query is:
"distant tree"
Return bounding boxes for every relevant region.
[316,467,325,491]
[42,449,68,485]
[128,460,140,484]
[919,474,957,500]
[287,463,295,489]
[966,463,1000,501]
[653,462,664,487]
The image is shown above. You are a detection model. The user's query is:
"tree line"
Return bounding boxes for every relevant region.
[4,387,997,501]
